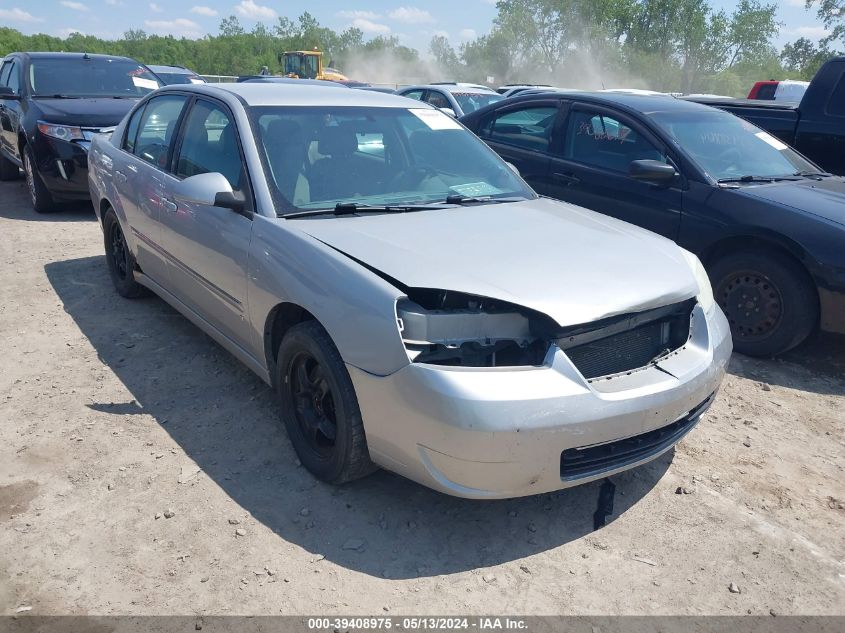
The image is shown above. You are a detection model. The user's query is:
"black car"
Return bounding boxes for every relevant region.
[146,64,205,86]
[460,91,845,356]
[0,52,161,212]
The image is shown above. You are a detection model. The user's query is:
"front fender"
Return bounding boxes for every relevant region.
[247,215,410,377]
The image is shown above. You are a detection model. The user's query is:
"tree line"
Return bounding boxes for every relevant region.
[0,0,842,95]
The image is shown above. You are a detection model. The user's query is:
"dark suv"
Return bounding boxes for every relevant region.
[0,52,161,212]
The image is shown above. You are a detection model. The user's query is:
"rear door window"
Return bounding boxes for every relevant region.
[401,89,424,101]
[425,91,450,109]
[561,109,666,173]
[132,94,187,169]
[485,106,558,152]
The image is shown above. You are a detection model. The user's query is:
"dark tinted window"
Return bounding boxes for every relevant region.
[485,106,558,152]
[122,104,146,154]
[0,61,10,87]
[133,94,186,168]
[176,99,243,191]
[426,91,450,109]
[826,72,845,117]
[6,61,20,94]
[28,57,160,97]
[755,83,777,100]
[563,110,665,173]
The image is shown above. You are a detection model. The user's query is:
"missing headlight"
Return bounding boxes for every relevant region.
[396,290,554,367]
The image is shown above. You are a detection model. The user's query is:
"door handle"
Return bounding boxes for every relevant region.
[553,172,581,186]
[114,170,127,183]
[162,198,178,213]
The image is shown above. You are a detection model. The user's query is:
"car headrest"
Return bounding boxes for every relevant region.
[317,124,358,157]
[265,118,305,145]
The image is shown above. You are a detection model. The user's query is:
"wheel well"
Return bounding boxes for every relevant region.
[264,302,317,377]
[99,199,113,226]
[18,132,26,155]
[699,234,819,310]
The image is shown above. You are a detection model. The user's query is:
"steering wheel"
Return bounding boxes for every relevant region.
[387,166,437,191]
[717,146,743,173]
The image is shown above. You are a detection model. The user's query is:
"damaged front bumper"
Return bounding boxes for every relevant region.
[349,303,732,499]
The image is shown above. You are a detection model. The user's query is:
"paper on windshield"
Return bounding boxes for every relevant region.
[755,131,788,151]
[132,77,159,91]
[410,108,462,130]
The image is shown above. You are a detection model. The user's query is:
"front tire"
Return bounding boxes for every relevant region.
[276,321,376,484]
[710,249,817,357]
[102,209,148,298]
[22,145,56,213]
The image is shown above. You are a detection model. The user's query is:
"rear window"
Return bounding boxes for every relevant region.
[826,71,845,117]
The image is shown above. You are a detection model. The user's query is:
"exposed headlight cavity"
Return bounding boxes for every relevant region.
[681,250,715,313]
[396,290,553,367]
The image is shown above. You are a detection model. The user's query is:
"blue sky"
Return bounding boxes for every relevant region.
[0,0,832,54]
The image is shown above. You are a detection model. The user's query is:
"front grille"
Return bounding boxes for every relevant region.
[559,393,714,481]
[560,299,694,380]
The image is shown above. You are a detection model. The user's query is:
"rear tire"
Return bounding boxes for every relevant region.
[0,152,20,181]
[102,209,148,298]
[22,145,56,213]
[276,321,376,484]
[709,249,817,357]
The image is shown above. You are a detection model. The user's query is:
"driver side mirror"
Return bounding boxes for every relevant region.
[439,107,456,118]
[172,172,246,212]
[629,159,677,184]
[0,86,20,100]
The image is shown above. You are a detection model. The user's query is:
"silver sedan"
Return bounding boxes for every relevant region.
[87,83,732,499]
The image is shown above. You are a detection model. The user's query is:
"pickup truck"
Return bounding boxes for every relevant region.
[686,57,845,175]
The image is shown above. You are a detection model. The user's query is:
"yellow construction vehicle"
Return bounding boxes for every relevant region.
[280,50,350,82]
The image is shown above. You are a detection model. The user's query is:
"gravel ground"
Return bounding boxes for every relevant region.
[1,178,843,616]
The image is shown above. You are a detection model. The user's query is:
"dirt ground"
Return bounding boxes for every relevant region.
[1,178,843,616]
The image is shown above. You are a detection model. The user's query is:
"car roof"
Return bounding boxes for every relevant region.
[401,84,496,94]
[13,52,139,63]
[511,89,714,114]
[159,82,429,108]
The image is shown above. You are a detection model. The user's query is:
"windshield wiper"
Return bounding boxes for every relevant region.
[717,175,800,184]
[283,201,454,219]
[32,94,81,99]
[793,170,832,178]
[444,194,529,204]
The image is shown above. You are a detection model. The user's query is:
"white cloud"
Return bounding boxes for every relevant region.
[57,27,85,37]
[190,5,218,16]
[104,0,124,5]
[480,0,498,4]
[389,7,435,24]
[432,29,449,38]
[60,1,89,11]
[149,2,163,12]
[352,18,391,34]
[784,0,808,7]
[145,18,203,38]
[784,25,831,39]
[459,28,477,40]
[336,10,381,20]
[0,7,43,22]
[234,0,277,20]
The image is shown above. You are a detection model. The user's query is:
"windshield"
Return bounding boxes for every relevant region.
[648,109,817,181]
[29,57,161,98]
[452,92,503,114]
[284,54,319,79]
[251,106,535,215]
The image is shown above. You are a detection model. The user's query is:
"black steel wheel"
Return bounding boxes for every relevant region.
[710,249,817,356]
[102,209,148,298]
[276,321,376,484]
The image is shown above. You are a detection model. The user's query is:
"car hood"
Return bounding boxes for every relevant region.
[292,197,699,327]
[734,177,845,227]
[32,97,138,128]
